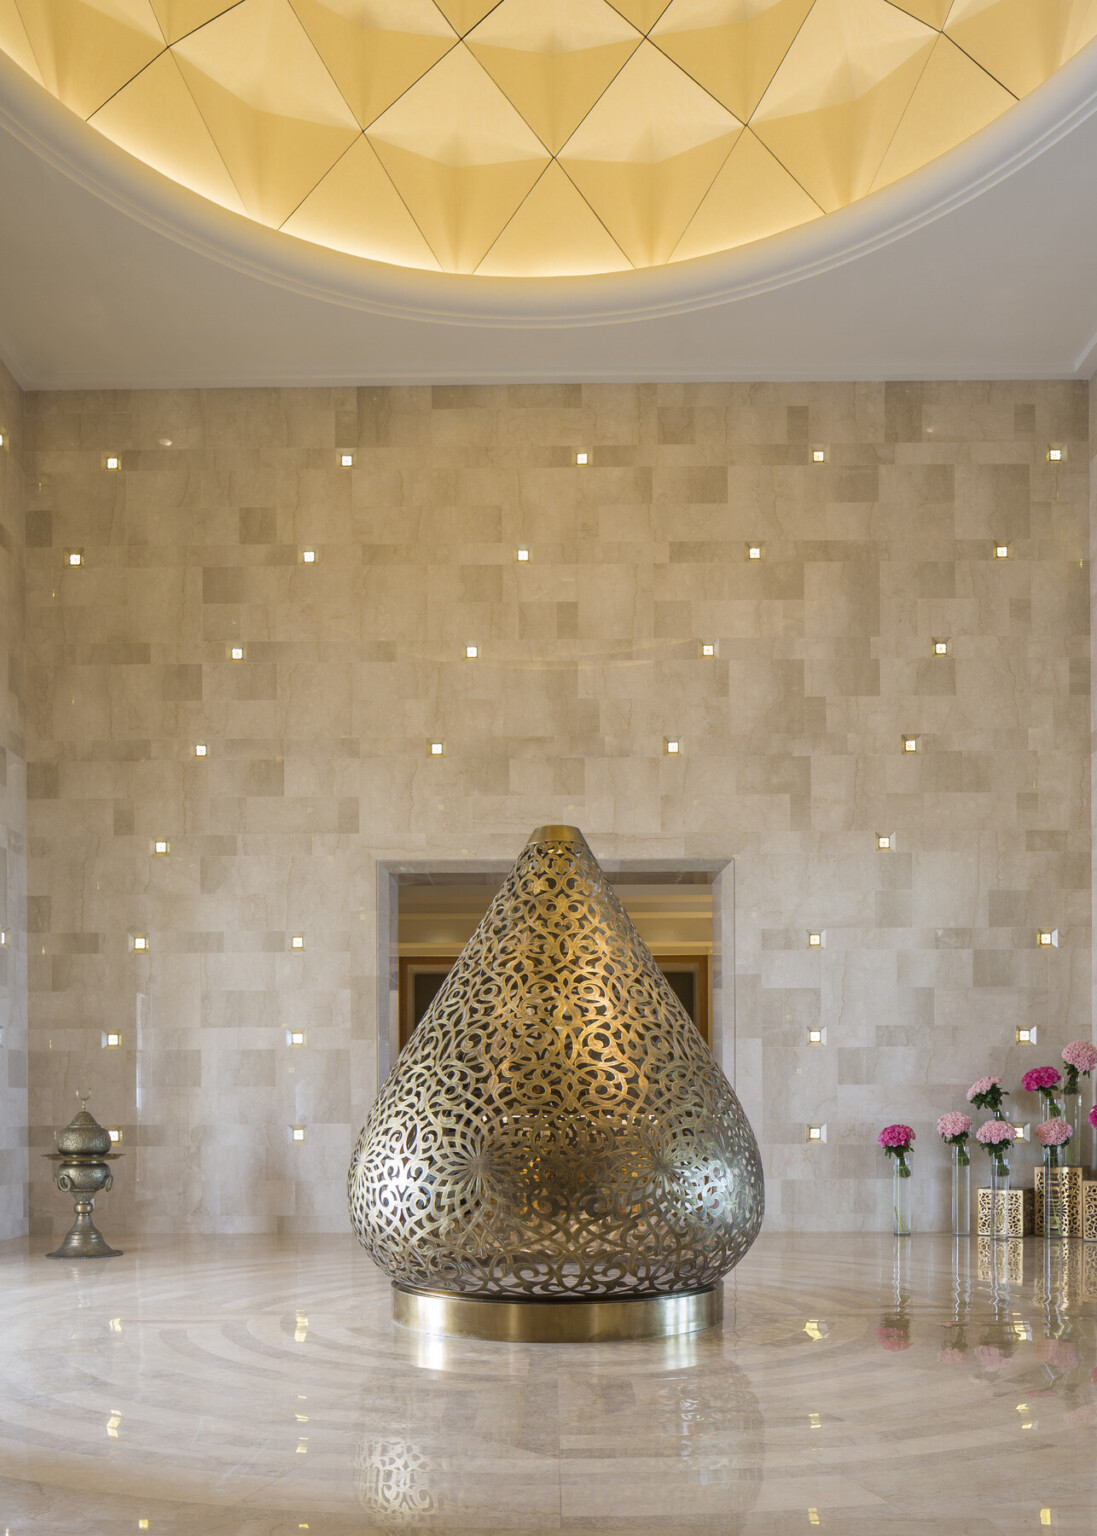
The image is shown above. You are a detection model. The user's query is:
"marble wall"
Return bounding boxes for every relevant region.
[0,358,27,1239]
[22,381,1091,1235]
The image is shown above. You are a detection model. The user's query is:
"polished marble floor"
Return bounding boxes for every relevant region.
[0,1231,1095,1535]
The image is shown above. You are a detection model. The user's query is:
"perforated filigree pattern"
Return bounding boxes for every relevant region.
[348,827,763,1298]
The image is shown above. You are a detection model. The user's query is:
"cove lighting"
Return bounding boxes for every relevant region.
[428,740,444,756]
[65,549,84,567]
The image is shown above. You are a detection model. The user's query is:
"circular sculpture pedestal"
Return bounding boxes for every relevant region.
[393,1284,721,1343]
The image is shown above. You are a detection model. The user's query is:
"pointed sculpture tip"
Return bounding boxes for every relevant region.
[527,824,588,847]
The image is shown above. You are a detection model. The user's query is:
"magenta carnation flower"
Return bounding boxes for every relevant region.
[878,1124,915,1149]
[1090,1104,1097,1131]
[1035,1118,1072,1147]
[1062,1041,1097,1073]
[1022,1065,1061,1093]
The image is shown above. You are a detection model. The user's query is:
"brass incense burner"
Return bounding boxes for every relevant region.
[349,825,764,1340]
[46,1094,122,1259]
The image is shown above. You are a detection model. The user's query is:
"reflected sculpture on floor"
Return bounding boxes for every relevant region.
[349,825,764,1336]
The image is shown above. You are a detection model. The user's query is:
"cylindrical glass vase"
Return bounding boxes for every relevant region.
[1063,1092,1083,1167]
[988,1156,1011,1239]
[951,1144,971,1236]
[893,1157,912,1237]
[1042,1146,1067,1240]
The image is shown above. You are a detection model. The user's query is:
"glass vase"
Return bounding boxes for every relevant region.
[951,1144,971,1236]
[1063,1091,1083,1167]
[1042,1145,1067,1240]
[988,1156,1011,1239]
[892,1156,912,1237]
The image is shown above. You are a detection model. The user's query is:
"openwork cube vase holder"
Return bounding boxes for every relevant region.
[976,1187,1033,1238]
[348,825,764,1341]
[1034,1165,1085,1237]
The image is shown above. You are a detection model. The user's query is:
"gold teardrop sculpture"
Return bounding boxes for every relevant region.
[348,825,764,1298]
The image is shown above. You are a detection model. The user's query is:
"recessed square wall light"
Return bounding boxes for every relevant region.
[194,743,208,758]
[1014,1123,1031,1141]
[0,432,5,448]
[664,738,681,755]
[108,1127,122,1143]
[152,839,170,856]
[574,449,589,465]
[1017,1025,1037,1044]
[902,736,918,753]
[465,644,478,659]
[747,544,763,560]
[1036,929,1058,947]
[807,1123,827,1142]
[1047,446,1063,462]
[876,834,892,850]
[65,549,84,567]
[101,1031,122,1049]
[229,645,245,661]
[290,1126,306,1143]
[807,931,823,948]
[290,934,305,951]
[301,549,316,564]
[933,639,949,656]
[0,930,7,946]
[131,933,148,952]
[811,447,827,463]
[700,642,716,657]
[339,452,355,468]
[516,547,529,562]
[807,1027,826,1045]
[286,1030,306,1047]
[428,740,444,757]
[994,544,1010,559]
[103,453,121,471]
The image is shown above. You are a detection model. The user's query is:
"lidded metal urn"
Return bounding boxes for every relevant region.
[349,825,764,1340]
[46,1093,123,1259]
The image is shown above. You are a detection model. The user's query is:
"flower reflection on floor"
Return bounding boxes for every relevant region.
[1,1232,1096,1534]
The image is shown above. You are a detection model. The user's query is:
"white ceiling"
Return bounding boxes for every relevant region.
[3,39,1097,391]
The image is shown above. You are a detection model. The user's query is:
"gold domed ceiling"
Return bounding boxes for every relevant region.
[1,0,1096,276]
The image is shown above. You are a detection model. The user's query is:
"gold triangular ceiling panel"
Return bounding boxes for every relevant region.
[871,34,1014,193]
[282,135,442,268]
[477,161,630,274]
[431,0,503,35]
[15,0,165,118]
[146,0,240,43]
[671,127,821,263]
[465,0,641,155]
[0,0,42,80]
[172,0,360,227]
[886,0,951,24]
[650,0,815,122]
[89,50,246,214]
[944,0,1097,101]
[751,0,936,210]
[290,0,458,128]
[606,0,673,32]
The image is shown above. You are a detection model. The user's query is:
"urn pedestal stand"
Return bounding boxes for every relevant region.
[45,1096,123,1260]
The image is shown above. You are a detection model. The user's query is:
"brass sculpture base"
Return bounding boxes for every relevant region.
[46,1203,122,1260]
[392,1284,721,1342]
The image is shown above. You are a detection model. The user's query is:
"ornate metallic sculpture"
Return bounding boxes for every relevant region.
[349,825,763,1338]
[46,1094,123,1259]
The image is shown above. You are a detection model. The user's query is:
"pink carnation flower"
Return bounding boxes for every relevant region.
[937,1112,971,1139]
[1062,1041,1097,1074]
[1035,1118,1072,1147]
[976,1120,1016,1145]
[966,1076,999,1102]
[1090,1105,1097,1131]
[878,1124,915,1149]
[1022,1065,1061,1093]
